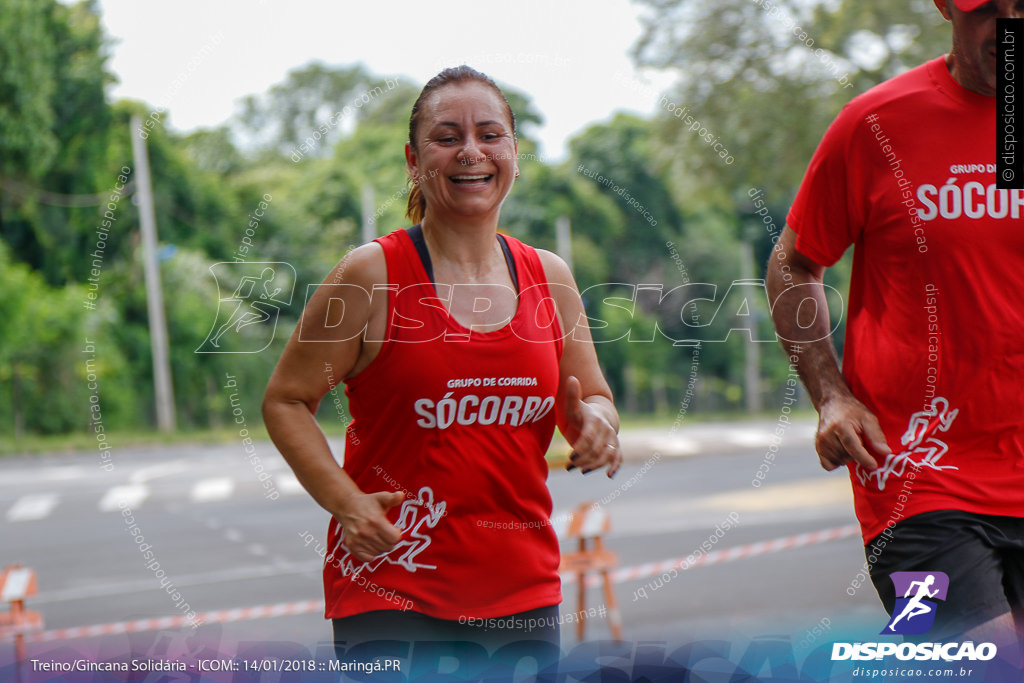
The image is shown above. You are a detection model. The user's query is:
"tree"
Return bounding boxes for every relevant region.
[568,113,684,281]
[0,0,58,180]
[631,0,949,206]
[628,0,949,409]
[0,242,93,435]
[0,0,115,286]
[235,62,378,156]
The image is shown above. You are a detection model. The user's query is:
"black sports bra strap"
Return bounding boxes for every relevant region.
[406,224,434,284]
[405,225,519,294]
[496,234,520,294]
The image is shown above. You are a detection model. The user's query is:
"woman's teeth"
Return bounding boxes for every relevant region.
[451,175,491,185]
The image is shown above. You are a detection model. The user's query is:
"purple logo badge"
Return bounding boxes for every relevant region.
[883,571,950,635]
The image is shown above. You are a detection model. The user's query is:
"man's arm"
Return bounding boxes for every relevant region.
[766,226,888,472]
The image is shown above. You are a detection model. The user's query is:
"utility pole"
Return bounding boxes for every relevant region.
[739,239,763,414]
[556,215,573,273]
[361,183,375,244]
[131,115,176,432]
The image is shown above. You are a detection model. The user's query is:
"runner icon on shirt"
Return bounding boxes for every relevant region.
[334,486,447,577]
[857,397,960,491]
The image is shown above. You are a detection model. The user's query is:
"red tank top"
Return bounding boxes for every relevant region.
[323,228,564,620]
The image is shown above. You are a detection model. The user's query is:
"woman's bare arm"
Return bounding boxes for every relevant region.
[262,243,404,562]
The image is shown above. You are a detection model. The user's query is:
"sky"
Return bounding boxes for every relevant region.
[94,0,679,162]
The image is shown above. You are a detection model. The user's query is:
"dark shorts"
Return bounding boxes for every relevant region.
[332,604,561,675]
[866,509,1024,639]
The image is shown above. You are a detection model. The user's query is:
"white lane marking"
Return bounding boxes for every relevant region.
[99,485,149,511]
[130,460,190,484]
[41,466,88,481]
[276,473,305,495]
[6,494,59,522]
[726,429,772,448]
[0,466,92,487]
[644,436,700,455]
[190,478,234,502]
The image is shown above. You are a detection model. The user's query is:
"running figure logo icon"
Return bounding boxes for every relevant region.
[856,397,959,491]
[333,487,447,578]
[883,571,950,635]
[196,262,295,353]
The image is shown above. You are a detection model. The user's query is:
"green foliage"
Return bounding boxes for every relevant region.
[0,0,115,286]
[236,62,380,156]
[568,113,684,279]
[502,161,621,289]
[632,0,949,205]
[625,0,950,406]
[0,0,59,178]
[0,243,93,434]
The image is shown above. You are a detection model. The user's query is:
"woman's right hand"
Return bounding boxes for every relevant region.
[337,491,406,562]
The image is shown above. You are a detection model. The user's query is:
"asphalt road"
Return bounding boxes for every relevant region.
[0,419,886,674]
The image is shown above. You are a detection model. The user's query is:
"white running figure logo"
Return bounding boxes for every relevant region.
[333,486,447,577]
[209,267,283,348]
[856,397,959,491]
[887,574,940,632]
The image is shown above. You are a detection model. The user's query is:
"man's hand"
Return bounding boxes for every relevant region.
[336,491,405,562]
[563,375,621,478]
[815,394,890,471]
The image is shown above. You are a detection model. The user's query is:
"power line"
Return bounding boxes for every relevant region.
[0,178,137,207]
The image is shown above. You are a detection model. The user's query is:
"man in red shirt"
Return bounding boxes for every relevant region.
[767,0,1024,646]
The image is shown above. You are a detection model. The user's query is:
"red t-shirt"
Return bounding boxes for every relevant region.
[788,56,1024,543]
[323,229,564,620]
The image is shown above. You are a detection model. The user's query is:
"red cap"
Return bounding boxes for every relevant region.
[953,0,990,10]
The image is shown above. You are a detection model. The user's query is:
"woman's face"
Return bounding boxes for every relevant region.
[405,81,518,223]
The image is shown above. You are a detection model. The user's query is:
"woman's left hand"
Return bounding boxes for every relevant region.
[562,375,621,478]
